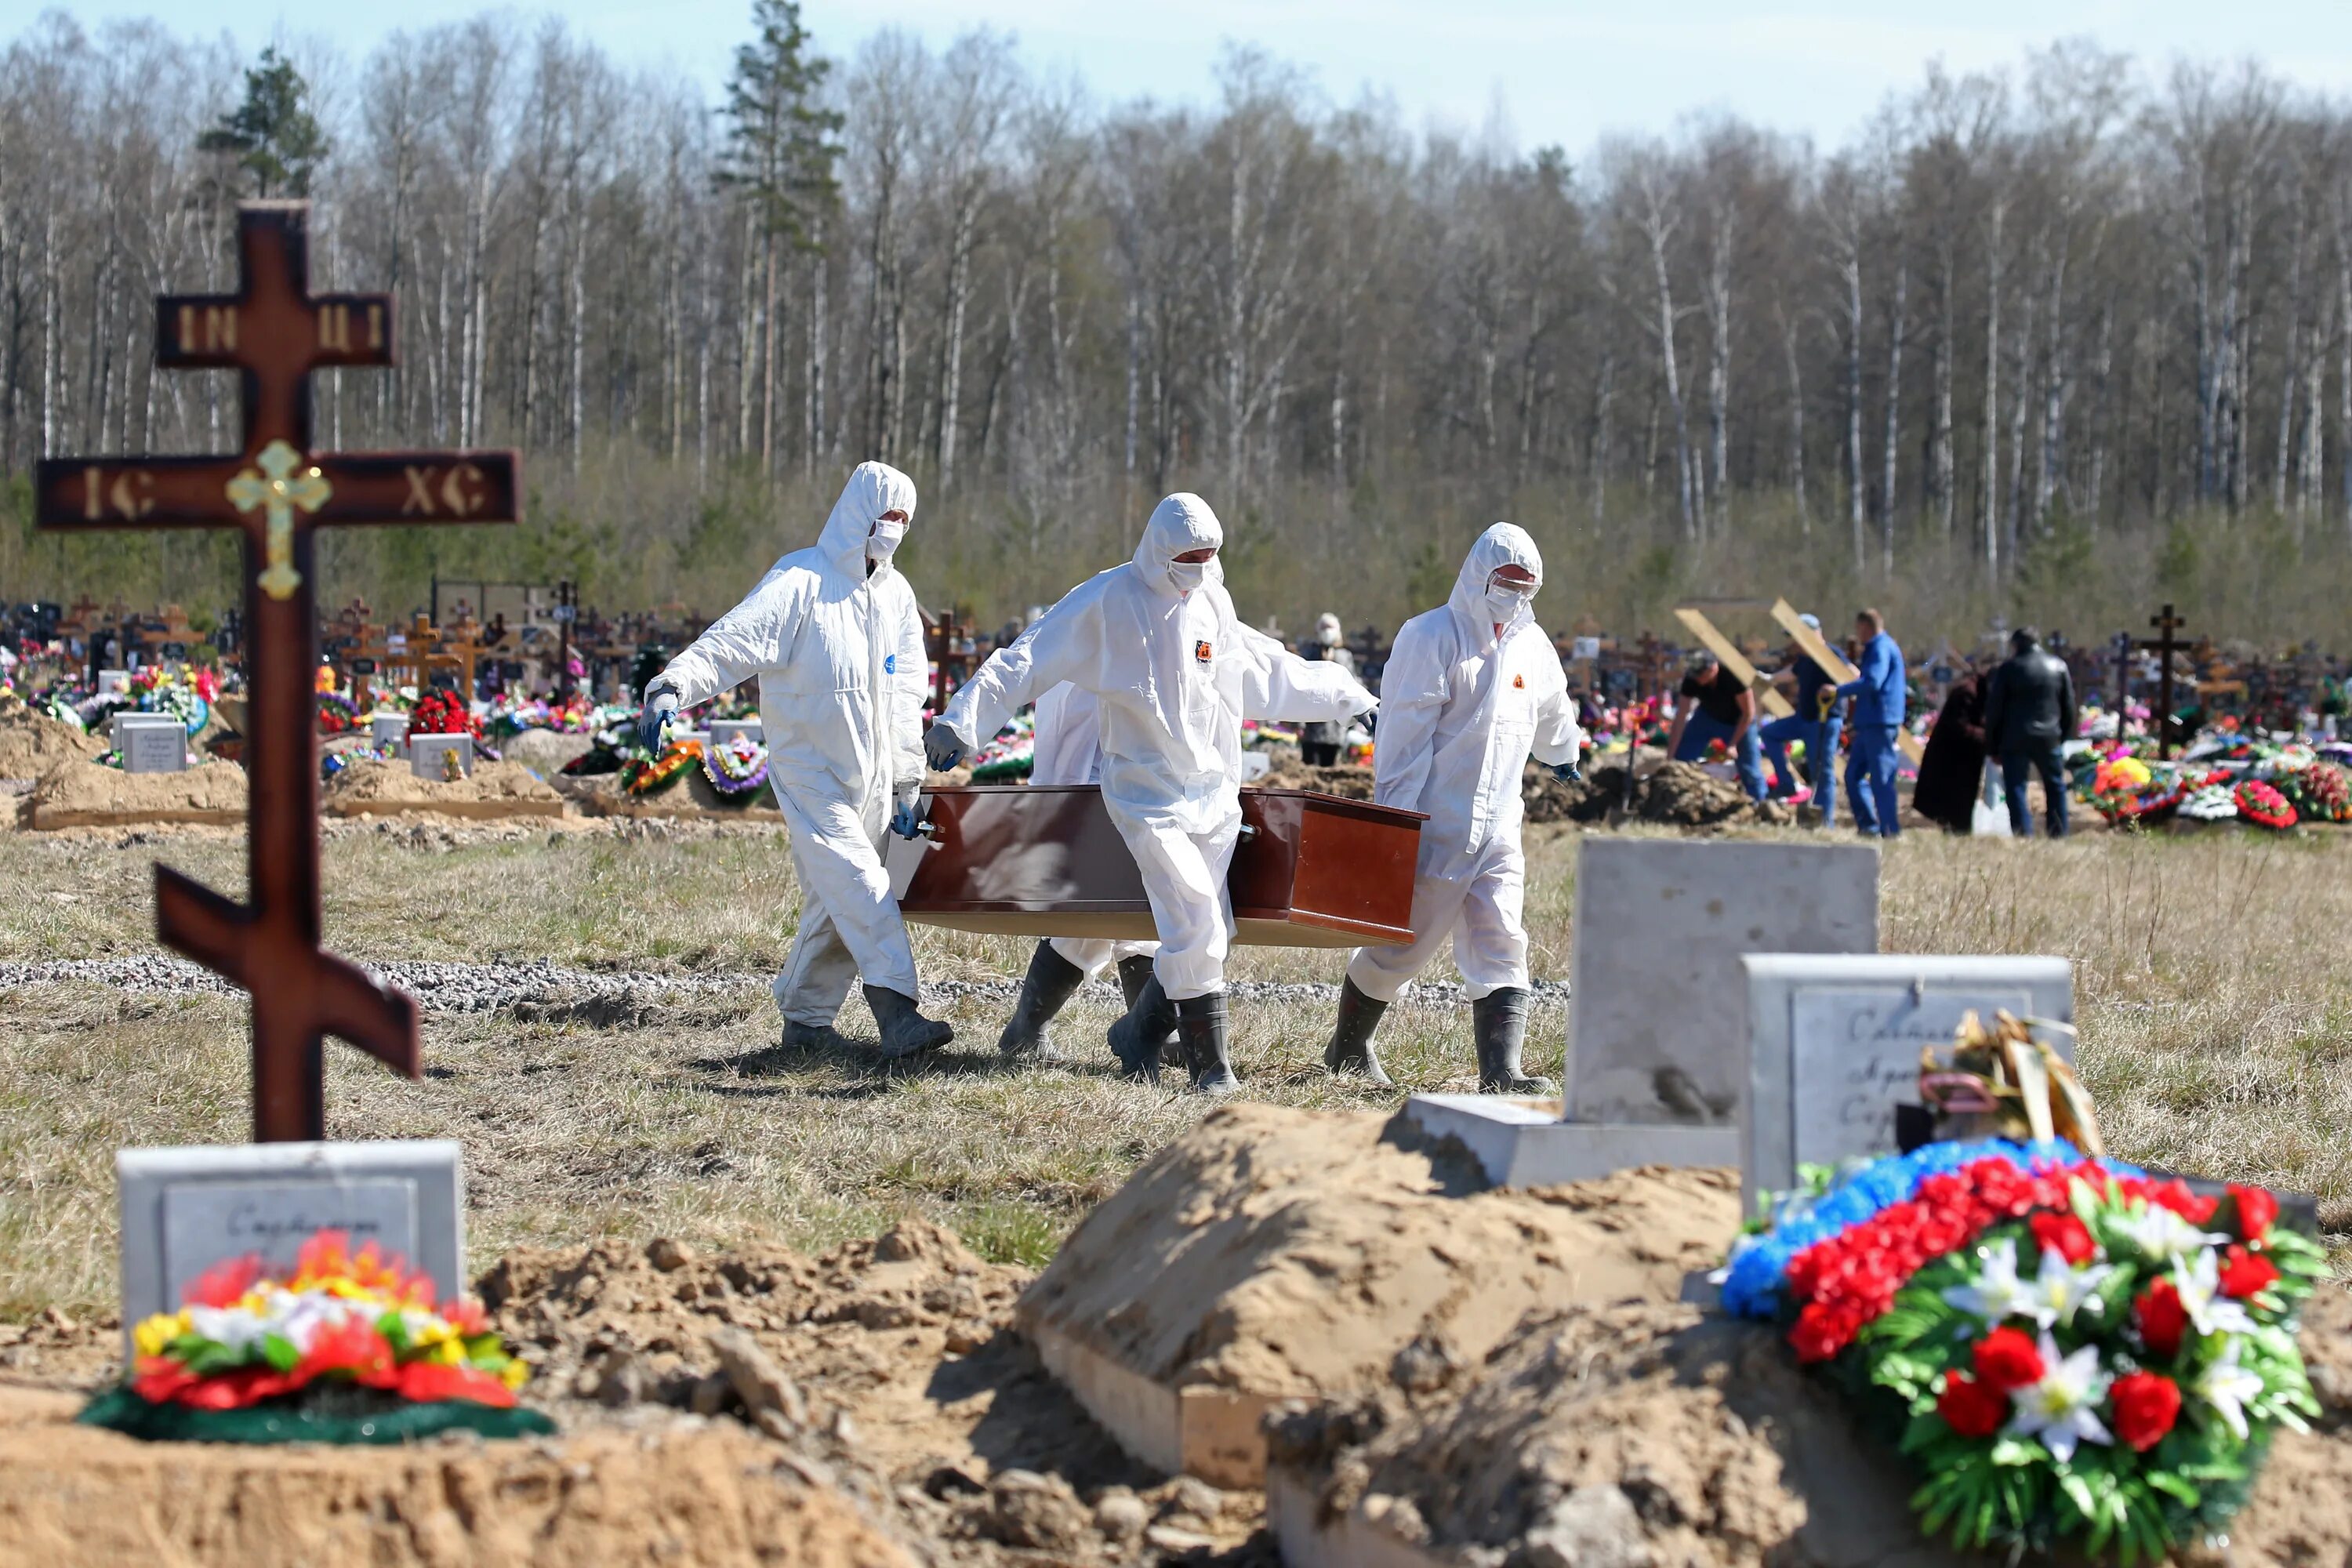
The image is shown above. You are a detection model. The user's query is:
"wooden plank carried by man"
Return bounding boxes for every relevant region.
[33,200,520,1142]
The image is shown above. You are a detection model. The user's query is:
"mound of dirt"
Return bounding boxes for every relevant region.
[1021,1103,1740,1405]
[1256,761,1377,801]
[1272,1288,2352,1568]
[0,1383,916,1568]
[0,702,105,781]
[1523,760,1795,829]
[499,727,597,777]
[27,757,245,827]
[325,757,564,816]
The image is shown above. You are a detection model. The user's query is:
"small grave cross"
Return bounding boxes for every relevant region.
[2138,603,2187,759]
[34,201,521,1142]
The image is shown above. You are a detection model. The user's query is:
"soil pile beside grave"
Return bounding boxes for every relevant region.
[1523,759,1795,829]
[498,727,596,777]
[0,1383,915,1568]
[0,1219,1269,1566]
[0,702,105,782]
[1021,1104,1739,1414]
[1270,1288,2352,1568]
[324,757,565,817]
[27,757,245,827]
[1256,760,1376,800]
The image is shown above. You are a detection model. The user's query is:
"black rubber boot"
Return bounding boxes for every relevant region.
[1472,988,1555,1094]
[862,984,954,1059]
[1116,955,1184,1066]
[1176,993,1239,1096]
[1322,978,1394,1087]
[782,1019,843,1052]
[998,942,1087,1057]
[1107,972,1175,1083]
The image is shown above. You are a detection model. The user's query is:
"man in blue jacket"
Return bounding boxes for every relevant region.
[1836,608,1907,837]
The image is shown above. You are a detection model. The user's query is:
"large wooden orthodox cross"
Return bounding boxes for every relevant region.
[34,201,520,1142]
[2138,603,2188,760]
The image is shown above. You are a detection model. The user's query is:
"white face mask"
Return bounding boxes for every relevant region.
[1168,560,1210,593]
[1486,578,1535,624]
[868,516,908,561]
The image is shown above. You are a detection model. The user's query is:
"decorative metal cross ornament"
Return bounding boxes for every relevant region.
[34,201,521,1142]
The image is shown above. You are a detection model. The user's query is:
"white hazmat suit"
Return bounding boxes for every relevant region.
[1031,682,1158,980]
[1329,524,1581,1088]
[937,495,1374,1014]
[645,463,940,1044]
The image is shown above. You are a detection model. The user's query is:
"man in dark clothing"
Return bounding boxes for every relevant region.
[1911,666,1989,832]
[1669,653,1766,800]
[1984,627,2076,838]
[1759,612,1842,827]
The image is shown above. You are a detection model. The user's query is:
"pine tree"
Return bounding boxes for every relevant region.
[719,1,845,471]
[198,46,330,199]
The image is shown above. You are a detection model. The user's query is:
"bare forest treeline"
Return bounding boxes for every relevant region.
[0,9,2346,648]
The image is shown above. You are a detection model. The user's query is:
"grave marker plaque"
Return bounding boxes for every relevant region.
[118,717,189,775]
[410,733,474,780]
[368,713,408,751]
[35,199,519,1142]
[1739,954,2074,1207]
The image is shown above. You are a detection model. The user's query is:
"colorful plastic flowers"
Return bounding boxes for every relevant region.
[125,1229,529,1413]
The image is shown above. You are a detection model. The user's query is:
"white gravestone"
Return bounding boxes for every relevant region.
[368,713,409,751]
[410,732,475,780]
[113,713,188,774]
[709,718,763,750]
[1402,838,1880,1186]
[117,1141,465,1355]
[96,668,130,695]
[1739,954,2074,1209]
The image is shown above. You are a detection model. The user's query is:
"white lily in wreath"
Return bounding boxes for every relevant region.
[2193,1338,2265,1440]
[2171,1249,2261,1340]
[1944,1237,2114,1330]
[2006,1332,2115,1461]
[2110,1203,2227,1265]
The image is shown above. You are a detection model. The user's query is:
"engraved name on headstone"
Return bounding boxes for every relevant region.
[1739,953,2074,1207]
[409,733,474,780]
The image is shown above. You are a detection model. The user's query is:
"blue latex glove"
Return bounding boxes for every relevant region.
[637,690,678,753]
[1552,759,1584,783]
[924,722,966,772]
[891,801,925,839]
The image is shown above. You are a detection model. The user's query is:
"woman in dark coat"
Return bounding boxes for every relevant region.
[1911,667,1988,832]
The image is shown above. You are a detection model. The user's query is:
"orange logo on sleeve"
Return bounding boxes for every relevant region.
[1512,673,1526,689]
[1195,641,1213,663]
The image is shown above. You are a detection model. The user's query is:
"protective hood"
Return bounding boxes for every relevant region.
[815,460,919,574]
[1132,492,1224,597]
[1448,521,1544,644]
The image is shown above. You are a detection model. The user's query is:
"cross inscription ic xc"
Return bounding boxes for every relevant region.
[34,200,521,1142]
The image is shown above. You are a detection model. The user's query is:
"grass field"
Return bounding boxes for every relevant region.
[2,820,2346,1318]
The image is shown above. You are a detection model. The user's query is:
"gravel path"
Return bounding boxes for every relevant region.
[0,956,1566,1014]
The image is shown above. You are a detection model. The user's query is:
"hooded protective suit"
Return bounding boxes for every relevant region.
[938,493,1373,1000]
[1345,523,1583,1003]
[646,462,929,1026]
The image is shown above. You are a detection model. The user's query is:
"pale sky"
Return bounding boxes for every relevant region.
[14,0,2352,152]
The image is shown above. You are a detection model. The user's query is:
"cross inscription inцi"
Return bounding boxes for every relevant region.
[34,200,521,1142]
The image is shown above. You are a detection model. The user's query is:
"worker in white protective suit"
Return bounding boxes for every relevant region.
[1322,522,1584,1092]
[992,681,1164,1058]
[636,461,953,1059]
[924,493,1376,1094]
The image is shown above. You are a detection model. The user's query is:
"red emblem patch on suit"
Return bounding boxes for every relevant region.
[1195,641,1213,662]
[1512,673,1526,688]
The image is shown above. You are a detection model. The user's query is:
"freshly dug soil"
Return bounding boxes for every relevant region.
[0,702,104,781]
[1256,761,1376,801]
[0,1383,915,1568]
[1272,1287,2352,1568]
[1523,760,1795,829]
[499,727,597,777]
[2,1220,1270,1566]
[27,757,245,827]
[325,757,565,817]
[1020,1103,1740,1402]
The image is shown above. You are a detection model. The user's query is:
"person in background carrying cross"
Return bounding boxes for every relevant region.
[637,463,954,1061]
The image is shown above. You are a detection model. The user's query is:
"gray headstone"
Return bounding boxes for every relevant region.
[116,1140,465,1354]
[114,714,187,774]
[1739,953,2074,1207]
[410,732,475,779]
[368,713,409,750]
[709,718,764,750]
[1566,838,1878,1127]
[96,668,130,695]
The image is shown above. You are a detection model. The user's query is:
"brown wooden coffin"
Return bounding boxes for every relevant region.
[889,784,1427,947]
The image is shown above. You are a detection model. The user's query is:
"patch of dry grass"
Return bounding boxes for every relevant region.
[0,819,2345,1317]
